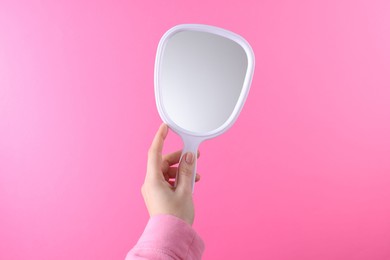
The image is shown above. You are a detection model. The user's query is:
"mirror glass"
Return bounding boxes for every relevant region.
[159,30,248,133]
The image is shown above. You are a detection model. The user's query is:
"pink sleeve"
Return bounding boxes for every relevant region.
[126,215,205,260]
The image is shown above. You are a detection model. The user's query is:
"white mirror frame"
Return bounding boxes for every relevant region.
[154,24,255,191]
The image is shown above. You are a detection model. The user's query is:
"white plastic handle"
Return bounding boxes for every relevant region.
[175,134,202,193]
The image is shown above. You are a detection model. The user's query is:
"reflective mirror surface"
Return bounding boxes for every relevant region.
[159,30,248,134]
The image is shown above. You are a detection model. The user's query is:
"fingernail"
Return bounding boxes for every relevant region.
[185,152,194,164]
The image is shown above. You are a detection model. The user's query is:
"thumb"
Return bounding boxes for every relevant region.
[176,152,196,193]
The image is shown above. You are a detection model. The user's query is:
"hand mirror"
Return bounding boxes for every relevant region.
[154,24,255,191]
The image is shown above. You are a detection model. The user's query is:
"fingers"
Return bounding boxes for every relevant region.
[176,152,196,193]
[165,167,201,182]
[146,123,201,189]
[162,150,182,173]
[163,150,182,166]
[162,150,200,173]
[146,124,168,179]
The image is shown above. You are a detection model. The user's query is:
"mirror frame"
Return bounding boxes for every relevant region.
[154,24,255,140]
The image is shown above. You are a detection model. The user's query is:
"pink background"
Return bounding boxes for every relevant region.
[1,0,390,259]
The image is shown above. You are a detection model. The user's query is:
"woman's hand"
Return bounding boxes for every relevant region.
[141,123,200,225]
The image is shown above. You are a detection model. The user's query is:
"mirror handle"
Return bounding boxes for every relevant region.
[176,135,202,193]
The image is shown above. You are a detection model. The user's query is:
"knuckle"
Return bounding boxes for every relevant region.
[180,165,193,177]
